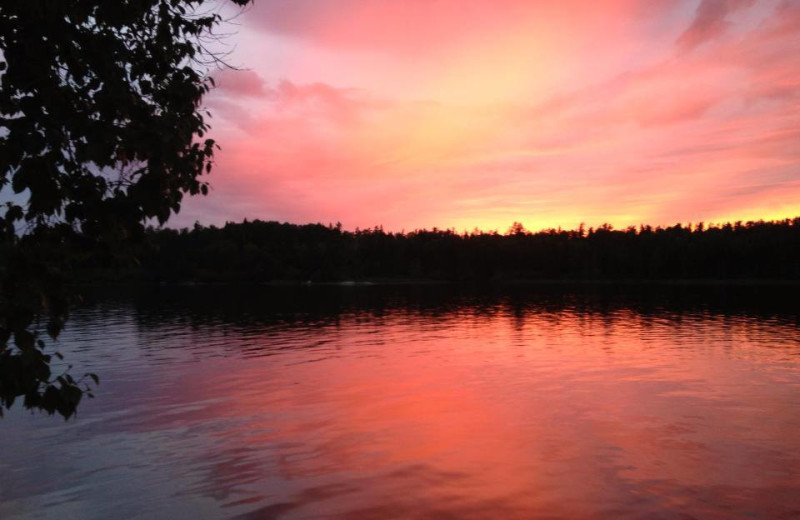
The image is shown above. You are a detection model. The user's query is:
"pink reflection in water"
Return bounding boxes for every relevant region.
[2,299,800,519]
[150,310,800,519]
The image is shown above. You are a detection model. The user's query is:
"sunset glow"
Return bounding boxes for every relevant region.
[178,0,800,231]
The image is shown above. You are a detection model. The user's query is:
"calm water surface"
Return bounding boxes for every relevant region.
[2,285,800,519]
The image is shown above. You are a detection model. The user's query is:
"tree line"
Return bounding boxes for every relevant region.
[80,217,800,283]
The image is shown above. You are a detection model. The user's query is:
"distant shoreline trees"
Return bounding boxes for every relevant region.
[87,216,800,284]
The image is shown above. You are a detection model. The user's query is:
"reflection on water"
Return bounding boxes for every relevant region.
[2,285,800,519]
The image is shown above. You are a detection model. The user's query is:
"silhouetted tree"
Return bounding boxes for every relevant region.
[0,0,250,418]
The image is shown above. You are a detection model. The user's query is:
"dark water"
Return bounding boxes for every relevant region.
[2,285,800,519]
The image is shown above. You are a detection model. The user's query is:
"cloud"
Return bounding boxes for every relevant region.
[268,81,381,125]
[676,0,755,51]
[243,1,679,57]
[212,69,267,98]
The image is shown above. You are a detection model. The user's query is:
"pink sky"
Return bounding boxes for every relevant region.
[175,0,800,232]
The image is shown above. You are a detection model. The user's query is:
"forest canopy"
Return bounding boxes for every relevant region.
[88,217,800,283]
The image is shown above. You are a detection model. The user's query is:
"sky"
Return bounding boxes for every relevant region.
[176,0,800,232]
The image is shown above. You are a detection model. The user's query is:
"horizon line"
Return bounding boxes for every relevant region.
[162,215,800,236]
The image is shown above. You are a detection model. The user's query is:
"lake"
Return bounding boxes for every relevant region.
[2,284,800,519]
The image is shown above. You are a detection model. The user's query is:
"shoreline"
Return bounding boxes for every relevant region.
[72,278,800,288]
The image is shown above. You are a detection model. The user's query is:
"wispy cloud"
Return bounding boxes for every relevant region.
[676,0,755,51]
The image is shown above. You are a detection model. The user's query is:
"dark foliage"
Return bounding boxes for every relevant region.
[0,0,249,418]
[123,217,800,283]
